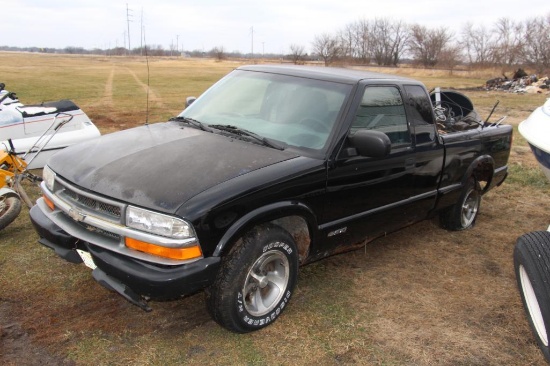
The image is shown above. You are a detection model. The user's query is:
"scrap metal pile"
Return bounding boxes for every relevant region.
[485,68,550,94]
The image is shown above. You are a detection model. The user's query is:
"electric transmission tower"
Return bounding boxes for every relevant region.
[126,3,133,54]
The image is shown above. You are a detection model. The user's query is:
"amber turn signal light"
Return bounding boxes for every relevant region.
[125,237,202,260]
[43,195,55,211]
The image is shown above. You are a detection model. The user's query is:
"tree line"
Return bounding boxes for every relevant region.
[2,13,548,73]
[301,14,550,73]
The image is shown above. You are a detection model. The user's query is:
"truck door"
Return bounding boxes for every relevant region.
[324,84,416,245]
[402,84,445,215]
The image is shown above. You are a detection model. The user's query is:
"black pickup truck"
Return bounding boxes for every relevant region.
[30,65,512,333]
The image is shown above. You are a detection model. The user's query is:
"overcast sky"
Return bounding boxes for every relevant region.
[2,0,549,54]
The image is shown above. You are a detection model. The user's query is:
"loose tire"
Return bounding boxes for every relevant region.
[206,223,299,333]
[514,231,550,362]
[440,177,481,231]
[0,195,22,231]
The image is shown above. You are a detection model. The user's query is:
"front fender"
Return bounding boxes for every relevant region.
[212,201,318,257]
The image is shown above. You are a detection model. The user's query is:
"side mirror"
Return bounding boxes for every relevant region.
[348,130,391,158]
[185,96,197,108]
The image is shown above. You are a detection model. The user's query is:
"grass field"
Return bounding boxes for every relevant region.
[1,52,550,365]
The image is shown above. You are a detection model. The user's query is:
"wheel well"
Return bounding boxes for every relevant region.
[219,215,312,264]
[472,160,493,191]
[271,216,311,264]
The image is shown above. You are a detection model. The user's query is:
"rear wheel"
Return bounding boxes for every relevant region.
[440,177,481,230]
[206,223,298,333]
[0,195,22,231]
[514,231,550,362]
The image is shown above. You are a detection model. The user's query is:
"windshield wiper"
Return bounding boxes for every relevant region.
[170,116,212,132]
[209,124,285,150]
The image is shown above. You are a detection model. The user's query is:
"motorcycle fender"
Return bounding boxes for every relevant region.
[0,187,20,199]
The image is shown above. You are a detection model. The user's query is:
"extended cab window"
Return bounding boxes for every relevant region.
[351,86,410,145]
[403,85,437,144]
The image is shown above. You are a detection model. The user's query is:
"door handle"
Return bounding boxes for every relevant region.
[405,158,415,170]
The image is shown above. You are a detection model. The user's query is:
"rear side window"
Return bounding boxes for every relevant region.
[403,85,436,144]
[352,86,410,145]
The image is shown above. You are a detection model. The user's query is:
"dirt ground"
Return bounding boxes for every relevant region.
[1,78,549,364]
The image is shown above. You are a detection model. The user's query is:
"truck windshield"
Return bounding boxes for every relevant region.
[178,70,352,152]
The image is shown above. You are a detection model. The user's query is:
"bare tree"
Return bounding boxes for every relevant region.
[491,18,524,67]
[438,44,464,74]
[210,46,225,61]
[337,23,355,62]
[353,19,371,64]
[147,45,166,56]
[460,23,494,66]
[289,44,306,64]
[522,15,550,73]
[390,20,410,66]
[370,18,409,66]
[312,33,341,66]
[408,24,453,67]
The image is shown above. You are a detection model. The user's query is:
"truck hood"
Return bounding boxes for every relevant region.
[47,122,299,213]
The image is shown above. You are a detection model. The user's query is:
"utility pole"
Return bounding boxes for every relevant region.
[250,26,254,59]
[140,7,144,56]
[126,3,133,54]
[176,34,179,56]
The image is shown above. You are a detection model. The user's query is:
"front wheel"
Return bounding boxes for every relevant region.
[440,177,481,231]
[0,195,22,231]
[206,223,299,333]
[514,231,550,362]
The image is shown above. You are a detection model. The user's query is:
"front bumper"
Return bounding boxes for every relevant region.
[30,205,221,309]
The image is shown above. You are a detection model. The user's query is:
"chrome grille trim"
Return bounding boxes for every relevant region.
[39,178,201,266]
[55,176,124,222]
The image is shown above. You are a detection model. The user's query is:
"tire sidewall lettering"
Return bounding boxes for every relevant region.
[238,289,292,328]
[263,241,293,255]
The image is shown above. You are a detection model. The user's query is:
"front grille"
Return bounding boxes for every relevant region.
[60,184,122,219]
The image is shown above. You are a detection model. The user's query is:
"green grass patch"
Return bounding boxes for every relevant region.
[507,162,550,190]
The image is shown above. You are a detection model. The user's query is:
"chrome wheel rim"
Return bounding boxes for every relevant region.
[243,249,289,317]
[520,264,548,346]
[461,188,479,227]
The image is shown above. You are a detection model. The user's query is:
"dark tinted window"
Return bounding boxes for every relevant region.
[352,86,410,145]
[403,85,436,144]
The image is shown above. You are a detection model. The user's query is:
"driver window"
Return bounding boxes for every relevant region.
[352,86,410,145]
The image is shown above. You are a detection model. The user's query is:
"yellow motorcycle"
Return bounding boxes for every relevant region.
[0,139,38,230]
[0,113,73,230]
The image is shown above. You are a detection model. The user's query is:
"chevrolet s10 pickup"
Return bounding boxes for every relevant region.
[30,65,512,333]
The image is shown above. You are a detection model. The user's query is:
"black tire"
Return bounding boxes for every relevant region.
[514,231,550,362]
[440,177,481,231]
[206,223,299,333]
[0,195,22,231]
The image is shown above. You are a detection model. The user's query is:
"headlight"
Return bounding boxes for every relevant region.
[43,165,56,191]
[126,206,195,239]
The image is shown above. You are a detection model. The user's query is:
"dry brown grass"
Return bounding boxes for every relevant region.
[1,52,549,365]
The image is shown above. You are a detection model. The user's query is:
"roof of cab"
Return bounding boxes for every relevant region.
[237,64,419,85]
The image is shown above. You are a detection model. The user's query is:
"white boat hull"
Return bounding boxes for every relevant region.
[1,99,101,169]
[519,98,550,183]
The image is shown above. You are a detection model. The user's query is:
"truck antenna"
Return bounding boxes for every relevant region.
[484,100,500,126]
[144,28,150,125]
